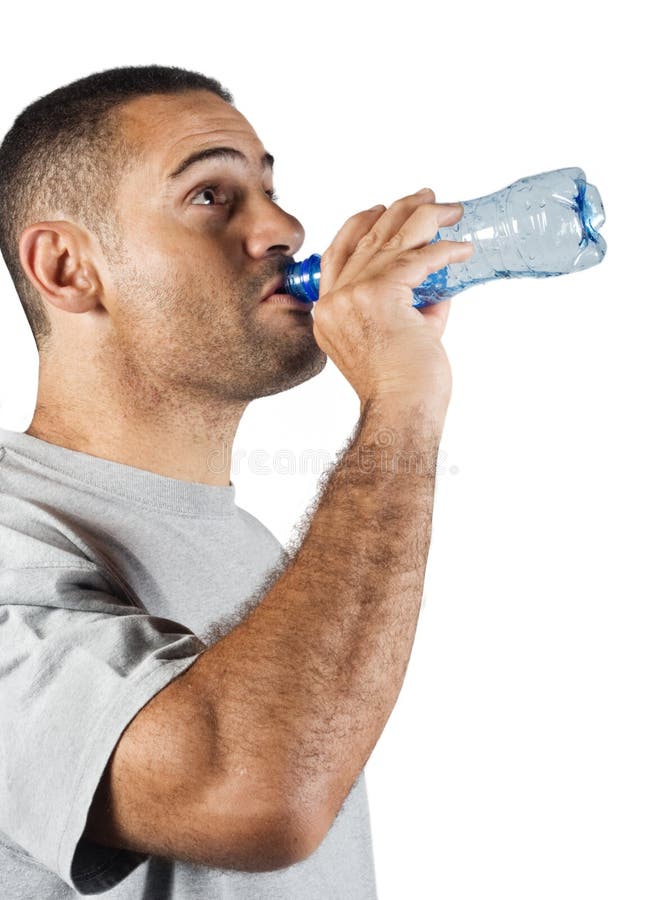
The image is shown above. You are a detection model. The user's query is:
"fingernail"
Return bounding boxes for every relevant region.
[417,187,432,195]
[370,204,385,211]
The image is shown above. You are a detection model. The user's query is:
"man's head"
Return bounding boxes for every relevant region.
[0,65,326,406]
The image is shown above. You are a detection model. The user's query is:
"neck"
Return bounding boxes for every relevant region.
[26,355,246,487]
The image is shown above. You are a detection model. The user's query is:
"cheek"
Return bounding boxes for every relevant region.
[113,261,241,342]
[105,225,243,320]
[112,197,243,290]
[127,236,242,307]
[116,201,210,270]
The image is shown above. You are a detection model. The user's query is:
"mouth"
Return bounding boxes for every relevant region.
[261,293,314,310]
[260,275,314,311]
[260,275,287,302]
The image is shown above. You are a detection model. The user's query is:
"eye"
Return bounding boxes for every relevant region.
[190,186,279,206]
[191,185,229,206]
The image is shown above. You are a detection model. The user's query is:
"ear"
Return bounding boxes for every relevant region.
[18,221,103,314]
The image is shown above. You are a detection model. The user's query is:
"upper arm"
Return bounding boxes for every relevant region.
[0,504,317,883]
[82,660,314,873]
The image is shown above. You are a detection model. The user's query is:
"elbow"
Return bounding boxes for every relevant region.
[251,804,328,871]
[204,776,330,873]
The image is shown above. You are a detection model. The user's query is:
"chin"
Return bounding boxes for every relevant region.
[251,347,328,400]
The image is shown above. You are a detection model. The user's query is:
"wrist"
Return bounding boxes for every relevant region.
[351,398,446,481]
[360,392,449,440]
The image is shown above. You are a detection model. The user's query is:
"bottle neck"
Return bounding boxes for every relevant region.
[283,254,322,302]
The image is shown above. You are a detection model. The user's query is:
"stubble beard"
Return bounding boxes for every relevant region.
[212,315,327,401]
[111,265,328,407]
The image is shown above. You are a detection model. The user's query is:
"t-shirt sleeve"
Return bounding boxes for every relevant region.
[0,522,206,894]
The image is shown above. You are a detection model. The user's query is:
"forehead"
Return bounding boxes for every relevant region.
[117,90,266,176]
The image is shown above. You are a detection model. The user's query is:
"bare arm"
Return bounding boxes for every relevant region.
[187,395,441,844]
[84,396,441,870]
[171,189,472,855]
[85,190,473,869]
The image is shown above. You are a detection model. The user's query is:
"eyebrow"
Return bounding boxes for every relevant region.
[167,146,275,180]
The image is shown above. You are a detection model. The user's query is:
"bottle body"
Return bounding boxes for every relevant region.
[283,167,607,307]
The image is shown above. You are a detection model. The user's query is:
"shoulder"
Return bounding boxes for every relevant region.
[235,505,284,553]
[0,471,135,613]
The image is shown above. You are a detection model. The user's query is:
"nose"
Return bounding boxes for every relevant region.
[243,193,305,261]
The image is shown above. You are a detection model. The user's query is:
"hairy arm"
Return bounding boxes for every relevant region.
[187,396,441,850]
[85,190,468,870]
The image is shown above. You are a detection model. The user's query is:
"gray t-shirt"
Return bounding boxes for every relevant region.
[0,427,377,898]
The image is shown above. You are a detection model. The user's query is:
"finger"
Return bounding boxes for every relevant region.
[338,200,464,287]
[382,202,464,253]
[342,189,440,275]
[374,194,464,252]
[319,205,387,295]
[375,238,474,305]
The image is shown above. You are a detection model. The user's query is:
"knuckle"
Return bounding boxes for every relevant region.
[383,231,405,251]
[391,253,414,271]
[390,196,415,214]
[350,281,372,302]
[313,295,335,326]
[355,229,383,253]
[390,251,413,273]
[412,203,439,230]
[351,280,382,307]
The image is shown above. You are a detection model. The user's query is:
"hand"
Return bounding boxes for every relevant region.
[312,188,473,424]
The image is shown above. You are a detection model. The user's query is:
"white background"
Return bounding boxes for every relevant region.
[1,2,662,897]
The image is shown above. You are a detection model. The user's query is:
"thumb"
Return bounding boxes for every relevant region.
[418,298,452,339]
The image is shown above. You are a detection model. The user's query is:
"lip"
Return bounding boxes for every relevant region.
[262,293,314,311]
[260,275,288,302]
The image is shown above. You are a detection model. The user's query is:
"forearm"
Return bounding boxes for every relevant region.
[190,398,443,835]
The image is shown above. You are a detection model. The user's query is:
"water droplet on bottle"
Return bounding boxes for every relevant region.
[525,201,531,210]
[528,254,536,260]
[539,200,546,208]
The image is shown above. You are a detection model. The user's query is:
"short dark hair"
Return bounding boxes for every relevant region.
[0,65,234,348]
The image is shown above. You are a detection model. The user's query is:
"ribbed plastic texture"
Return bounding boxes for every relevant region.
[283,167,606,307]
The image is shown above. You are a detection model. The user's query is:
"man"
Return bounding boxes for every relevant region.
[0,66,473,898]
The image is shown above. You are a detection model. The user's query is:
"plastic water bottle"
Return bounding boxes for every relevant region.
[283,167,606,308]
